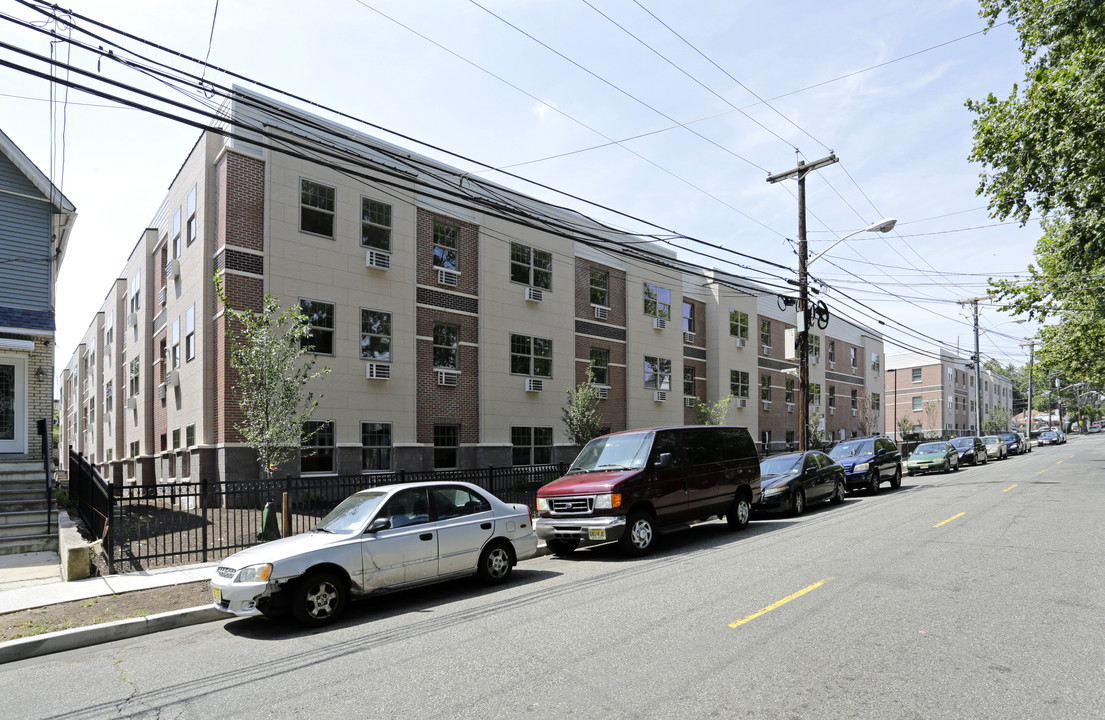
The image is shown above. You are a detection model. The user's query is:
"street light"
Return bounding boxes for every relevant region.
[798,217,897,450]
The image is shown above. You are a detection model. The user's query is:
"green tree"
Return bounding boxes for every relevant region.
[896,415,915,439]
[562,368,605,447]
[967,1,1105,386]
[983,406,1013,434]
[808,410,824,446]
[692,395,734,425]
[214,272,331,480]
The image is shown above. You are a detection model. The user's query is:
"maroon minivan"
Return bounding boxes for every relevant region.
[535,426,761,556]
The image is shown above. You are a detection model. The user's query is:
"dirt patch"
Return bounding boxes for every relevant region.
[0,582,212,643]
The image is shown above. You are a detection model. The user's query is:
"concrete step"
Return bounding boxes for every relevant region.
[0,510,51,526]
[0,535,59,555]
[0,462,45,476]
[0,521,54,539]
[0,479,49,493]
[0,497,52,513]
[0,488,51,504]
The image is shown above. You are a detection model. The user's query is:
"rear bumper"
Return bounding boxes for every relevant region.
[535,515,627,543]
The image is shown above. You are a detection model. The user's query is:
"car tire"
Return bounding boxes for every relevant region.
[971,452,979,466]
[792,489,806,516]
[890,466,902,489]
[291,571,346,628]
[477,541,515,584]
[868,470,880,495]
[830,480,845,505]
[620,510,659,555]
[953,458,960,472]
[545,538,579,557]
[726,495,751,531]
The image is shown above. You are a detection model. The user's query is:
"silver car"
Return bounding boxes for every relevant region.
[211,481,537,626]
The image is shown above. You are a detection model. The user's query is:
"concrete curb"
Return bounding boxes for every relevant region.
[0,606,224,665]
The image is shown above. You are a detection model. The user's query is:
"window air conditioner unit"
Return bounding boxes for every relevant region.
[596,387,609,400]
[735,337,747,348]
[437,268,459,287]
[829,407,836,416]
[594,306,609,321]
[736,398,747,408]
[852,408,858,417]
[166,259,180,280]
[762,400,772,411]
[525,287,543,303]
[873,370,880,378]
[525,378,544,393]
[128,312,138,328]
[157,383,166,400]
[684,396,696,408]
[811,354,820,364]
[166,370,180,388]
[366,250,391,270]
[829,361,836,370]
[762,345,771,355]
[158,287,166,306]
[684,332,695,344]
[366,362,390,380]
[653,390,667,402]
[653,317,666,330]
[786,402,795,413]
[852,365,858,374]
[437,370,458,386]
[125,396,137,411]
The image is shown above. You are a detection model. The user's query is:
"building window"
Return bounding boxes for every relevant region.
[299,300,335,355]
[361,422,392,471]
[683,303,695,333]
[828,340,835,364]
[130,271,141,313]
[760,320,771,349]
[851,389,858,410]
[300,179,335,238]
[170,429,180,478]
[129,356,140,396]
[361,197,392,251]
[186,185,197,245]
[185,424,195,448]
[729,310,748,339]
[810,335,821,360]
[510,243,552,289]
[433,324,459,369]
[105,381,113,413]
[810,383,822,407]
[785,379,794,404]
[510,334,552,377]
[434,425,459,469]
[828,386,836,408]
[432,221,459,270]
[785,430,795,446]
[590,347,609,385]
[589,269,609,307]
[644,356,672,390]
[185,304,195,361]
[360,309,392,361]
[760,374,771,401]
[871,393,880,411]
[172,207,182,258]
[912,368,922,383]
[643,283,671,320]
[730,370,749,399]
[850,347,858,368]
[171,318,181,368]
[302,421,335,473]
[684,366,695,396]
[913,396,923,412]
[871,352,880,372]
[88,397,95,426]
[512,426,553,465]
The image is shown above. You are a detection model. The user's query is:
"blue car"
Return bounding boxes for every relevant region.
[827,436,902,494]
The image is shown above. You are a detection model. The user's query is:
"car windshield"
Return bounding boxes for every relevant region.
[829,440,874,459]
[982,436,1001,444]
[950,437,973,448]
[915,443,946,454]
[1001,434,1017,441]
[1041,431,1057,438]
[760,455,802,475]
[568,432,653,474]
[313,491,387,532]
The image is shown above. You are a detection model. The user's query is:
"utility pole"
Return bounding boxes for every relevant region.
[958,297,987,434]
[767,152,838,451]
[1021,340,1036,437]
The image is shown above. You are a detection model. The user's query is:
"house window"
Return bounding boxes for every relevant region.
[360,309,392,361]
[433,324,459,369]
[171,318,181,368]
[159,339,167,385]
[302,421,335,473]
[871,352,880,371]
[589,269,609,307]
[590,347,609,385]
[810,335,821,360]
[185,304,196,361]
[785,430,795,445]
[172,207,182,258]
[828,340,835,364]
[105,381,113,413]
[850,347,858,368]
[684,367,696,396]
[510,243,552,289]
[129,356,140,396]
[760,320,771,349]
[683,303,695,333]
[186,185,197,245]
[172,429,180,451]
[130,271,141,313]
[729,310,748,339]
[828,386,836,408]
[432,221,459,270]
[912,368,923,383]
[433,425,459,469]
[300,179,335,238]
[299,300,335,355]
[88,397,95,426]
[851,389,858,410]
[760,375,771,401]
[730,370,749,399]
[361,197,392,251]
[512,426,553,465]
[785,379,794,404]
[105,310,114,348]
[644,356,672,390]
[913,396,923,412]
[185,424,195,448]
[809,383,822,407]
[361,422,392,471]
[643,283,671,320]
[510,334,552,377]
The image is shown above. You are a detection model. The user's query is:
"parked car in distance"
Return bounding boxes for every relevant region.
[1038,430,1060,446]
[535,426,761,556]
[757,451,846,516]
[827,436,902,494]
[210,481,537,626]
[905,441,960,475]
[949,436,988,466]
[981,435,1008,460]
[1090,422,1102,434]
[1000,432,1028,455]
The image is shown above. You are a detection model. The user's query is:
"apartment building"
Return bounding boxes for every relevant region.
[59,88,884,489]
[883,350,1014,438]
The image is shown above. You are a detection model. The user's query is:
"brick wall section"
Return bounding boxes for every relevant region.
[152,326,167,452]
[416,209,479,294]
[215,248,265,275]
[416,309,479,444]
[574,259,626,325]
[683,298,706,348]
[682,358,705,424]
[223,152,265,252]
[575,259,627,433]
[1,332,54,461]
[575,335,626,433]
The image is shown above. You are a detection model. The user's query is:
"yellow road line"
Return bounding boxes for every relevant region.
[1002,484,1017,492]
[933,512,965,528]
[729,577,833,628]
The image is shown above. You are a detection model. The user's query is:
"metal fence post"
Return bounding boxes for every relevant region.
[201,477,209,564]
[106,482,115,575]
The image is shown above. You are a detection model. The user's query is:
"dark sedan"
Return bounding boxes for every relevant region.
[1038,430,1060,446]
[950,436,988,466]
[1000,432,1028,455]
[758,451,846,515]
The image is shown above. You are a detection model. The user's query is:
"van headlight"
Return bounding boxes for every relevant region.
[236,564,273,583]
[594,493,622,510]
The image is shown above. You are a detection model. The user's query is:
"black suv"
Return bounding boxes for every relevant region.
[828,436,902,494]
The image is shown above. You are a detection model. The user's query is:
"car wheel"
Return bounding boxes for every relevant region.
[953,458,960,472]
[868,470,880,495]
[792,489,806,516]
[890,466,902,489]
[291,571,346,627]
[545,538,579,557]
[477,541,514,584]
[726,495,751,531]
[620,511,659,555]
[830,480,845,505]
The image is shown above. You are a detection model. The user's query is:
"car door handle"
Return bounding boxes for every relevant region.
[419,533,433,541]
[480,522,492,530]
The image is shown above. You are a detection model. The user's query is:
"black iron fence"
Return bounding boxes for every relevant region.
[63,450,564,574]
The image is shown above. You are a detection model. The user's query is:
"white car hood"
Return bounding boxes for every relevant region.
[218,531,348,570]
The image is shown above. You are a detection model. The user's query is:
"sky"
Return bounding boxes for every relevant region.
[0,0,1042,379]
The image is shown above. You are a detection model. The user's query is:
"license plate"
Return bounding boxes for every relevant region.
[588,528,606,541]
[212,587,222,603]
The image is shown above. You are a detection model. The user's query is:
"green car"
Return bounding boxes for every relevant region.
[905,441,960,476]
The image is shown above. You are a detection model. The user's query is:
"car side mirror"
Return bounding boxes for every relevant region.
[656,452,674,469]
[875,448,886,456]
[366,518,391,533]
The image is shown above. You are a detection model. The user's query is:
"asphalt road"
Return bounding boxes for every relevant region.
[2,436,1103,719]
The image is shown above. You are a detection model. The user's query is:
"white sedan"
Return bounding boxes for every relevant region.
[211,481,537,626]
